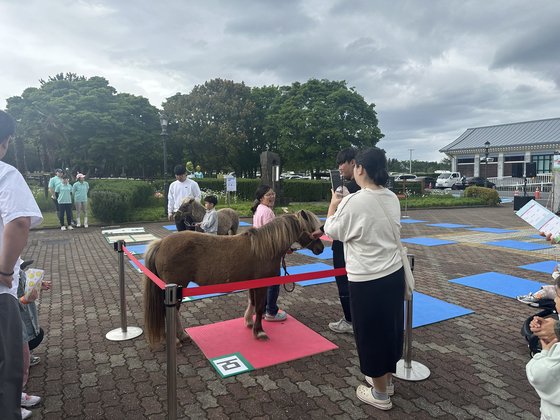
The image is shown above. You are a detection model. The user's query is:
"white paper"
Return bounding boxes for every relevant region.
[24,268,45,300]
[516,199,560,239]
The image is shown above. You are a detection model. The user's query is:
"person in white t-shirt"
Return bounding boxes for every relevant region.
[0,110,43,419]
[324,147,404,412]
[167,164,201,231]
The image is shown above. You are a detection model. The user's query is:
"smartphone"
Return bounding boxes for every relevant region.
[330,169,342,192]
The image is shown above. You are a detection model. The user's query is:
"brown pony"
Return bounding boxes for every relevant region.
[143,209,323,347]
[174,197,239,235]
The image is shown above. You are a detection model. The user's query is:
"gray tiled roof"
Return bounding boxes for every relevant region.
[440,117,560,152]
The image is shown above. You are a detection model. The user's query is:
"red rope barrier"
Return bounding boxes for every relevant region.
[122,245,346,297]
[122,245,167,290]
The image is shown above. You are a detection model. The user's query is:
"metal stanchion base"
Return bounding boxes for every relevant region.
[106,326,143,341]
[393,359,430,381]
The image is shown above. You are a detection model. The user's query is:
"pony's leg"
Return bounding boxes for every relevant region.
[176,307,189,344]
[244,290,255,328]
[253,287,268,340]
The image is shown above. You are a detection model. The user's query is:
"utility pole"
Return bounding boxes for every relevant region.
[408,149,414,173]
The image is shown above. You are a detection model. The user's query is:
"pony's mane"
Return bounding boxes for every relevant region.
[245,214,302,260]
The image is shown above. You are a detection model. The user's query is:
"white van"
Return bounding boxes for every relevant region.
[435,171,462,189]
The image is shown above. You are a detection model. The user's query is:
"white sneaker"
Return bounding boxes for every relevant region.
[21,407,32,419]
[84,224,88,228]
[365,376,394,396]
[76,223,81,228]
[60,226,66,231]
[21,392,41,408]
[68,226,74,230]
[329,318,353,334]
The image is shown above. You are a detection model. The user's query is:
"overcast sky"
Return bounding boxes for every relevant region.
[2,0,560,162]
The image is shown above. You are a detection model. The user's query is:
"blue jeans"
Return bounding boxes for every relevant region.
[265,285,280,316]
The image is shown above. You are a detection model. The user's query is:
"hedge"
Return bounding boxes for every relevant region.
[89,179,155,222]
[463,186,501,206]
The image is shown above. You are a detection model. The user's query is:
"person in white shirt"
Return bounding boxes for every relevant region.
[167,164,201,231]
[0,110,43,419]
[324,147,404,412]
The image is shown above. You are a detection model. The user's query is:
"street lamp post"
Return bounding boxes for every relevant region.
[484,141,490,188]
[408,149,414,174]
[159,113,169,216]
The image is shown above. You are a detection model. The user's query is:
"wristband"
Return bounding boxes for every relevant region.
[0,270,14,277]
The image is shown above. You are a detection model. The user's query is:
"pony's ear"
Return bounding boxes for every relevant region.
[300,210,309,221]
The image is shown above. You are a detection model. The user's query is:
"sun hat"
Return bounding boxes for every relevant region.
[76,173,85,179]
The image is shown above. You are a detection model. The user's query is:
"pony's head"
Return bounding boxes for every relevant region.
[294,210,324,255]
[175,197,200,224]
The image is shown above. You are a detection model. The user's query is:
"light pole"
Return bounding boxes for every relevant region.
[159,113,169,216]
[484,141,490,188]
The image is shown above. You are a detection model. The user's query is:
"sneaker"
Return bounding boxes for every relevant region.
[329,318,353,334]
[517,293,538,305]
[21,392,41,408]
[68,226,74,230]
[76,223,81,228]
[21,408,32,419]
[264,310,287,322]
[365,376,394,396]
[356,384,392,410]
[84,224,88,228]
[29,355,40,366]
[60,226,66,231]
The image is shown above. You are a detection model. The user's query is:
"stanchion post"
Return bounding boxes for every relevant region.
[165,284,179,420]
[105,240,143,341]
[394,254,430,381]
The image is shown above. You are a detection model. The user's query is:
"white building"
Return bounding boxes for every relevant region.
[440,118,560,178]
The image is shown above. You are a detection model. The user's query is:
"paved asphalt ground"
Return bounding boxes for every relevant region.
[22,203,552,419]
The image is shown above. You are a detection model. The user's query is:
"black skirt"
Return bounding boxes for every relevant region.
[349,267,405,378]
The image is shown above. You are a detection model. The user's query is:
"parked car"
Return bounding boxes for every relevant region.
[394,174,418,181]
[464,177,495,188]
[417,176,437,188]
[435,171,462,189]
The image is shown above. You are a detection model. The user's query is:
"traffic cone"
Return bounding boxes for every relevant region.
[535,187,541,199]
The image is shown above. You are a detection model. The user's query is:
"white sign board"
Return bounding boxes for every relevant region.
[517,199,560,240]
[225,176,237,192]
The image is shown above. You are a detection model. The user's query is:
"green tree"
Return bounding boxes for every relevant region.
[6,74,161,177]
[267,79,383,177]
[163,79,261,177]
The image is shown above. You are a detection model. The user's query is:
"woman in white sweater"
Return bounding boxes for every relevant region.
[324,147,404,411]
[526,275,560,420]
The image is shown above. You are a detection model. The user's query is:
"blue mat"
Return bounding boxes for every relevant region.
[126,244,148,255]
[296,247,333,260]
[401,237,458,246]
[449,272,544,299]
[239,221,252,227]
[128,258,145,273]
[426,223,471,229]
[528,234,545,239]
[500,197,514,204]
[288,263,336,286]
[519,260,557,274]
[484,240,552,251]
[466,227,518,234]
[400,219,427,224]
[319,217,327,221]
[411,292,473,328]
[163,225,177,231]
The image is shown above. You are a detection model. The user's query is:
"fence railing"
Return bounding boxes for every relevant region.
[489,173,553,192]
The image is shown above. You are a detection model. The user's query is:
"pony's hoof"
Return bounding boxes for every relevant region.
[178,333,190,343]
[255,331,269,340]
[245,320,254,328]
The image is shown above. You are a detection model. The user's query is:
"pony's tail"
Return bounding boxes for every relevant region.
[143,239,165,348]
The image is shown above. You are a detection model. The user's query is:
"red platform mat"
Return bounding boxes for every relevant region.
[186,315,338,377]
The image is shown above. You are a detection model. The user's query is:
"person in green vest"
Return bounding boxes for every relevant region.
[55,175,73,230]
[72,173,89,228]
[47,169,63,212]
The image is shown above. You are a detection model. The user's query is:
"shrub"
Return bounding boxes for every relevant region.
[90,191,130,222]
[463,186,500,206]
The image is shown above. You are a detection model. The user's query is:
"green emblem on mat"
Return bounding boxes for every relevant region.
[210,352,254,378]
